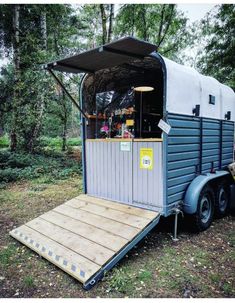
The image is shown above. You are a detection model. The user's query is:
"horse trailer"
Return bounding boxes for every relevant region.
[10,37,235,289]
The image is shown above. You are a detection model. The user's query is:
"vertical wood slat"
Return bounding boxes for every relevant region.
[86,140,163,211]
[133,142,163,210]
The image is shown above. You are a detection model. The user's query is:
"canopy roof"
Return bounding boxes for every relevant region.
[46,37,157,73]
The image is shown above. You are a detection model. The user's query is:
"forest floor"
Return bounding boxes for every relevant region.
[0,171,234,298]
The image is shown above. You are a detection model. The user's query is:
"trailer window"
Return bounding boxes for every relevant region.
[82,57,164,139]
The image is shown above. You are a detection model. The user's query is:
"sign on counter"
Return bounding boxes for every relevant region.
[140,148,153,170]
[120,141,131,152]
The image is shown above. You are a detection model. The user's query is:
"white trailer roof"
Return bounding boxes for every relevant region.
[162,56,235,122]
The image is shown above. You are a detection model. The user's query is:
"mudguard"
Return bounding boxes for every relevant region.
[183,170,230,214]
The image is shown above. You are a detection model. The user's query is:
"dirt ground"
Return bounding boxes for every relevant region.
[0,177,234,298]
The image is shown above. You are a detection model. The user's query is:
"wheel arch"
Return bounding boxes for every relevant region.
[183,171,230,214]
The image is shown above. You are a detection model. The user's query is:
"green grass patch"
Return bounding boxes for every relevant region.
[209,273,220,284]
[23,275,35,288]
[222,282,233,296]
[0,244,17,267]
[138,270,152,282]
[228,231,235,247]
[108,267,135,294]
[40,136,82,149]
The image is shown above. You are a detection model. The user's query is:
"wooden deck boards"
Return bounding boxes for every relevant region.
[10,194,159,286]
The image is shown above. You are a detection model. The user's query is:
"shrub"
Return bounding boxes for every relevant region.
[0,135,9,148]
[0,150,82,185]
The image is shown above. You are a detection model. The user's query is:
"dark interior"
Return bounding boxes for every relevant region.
[82,56,164,139]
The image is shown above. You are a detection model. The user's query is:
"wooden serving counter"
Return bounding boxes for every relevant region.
[86,138,163,142]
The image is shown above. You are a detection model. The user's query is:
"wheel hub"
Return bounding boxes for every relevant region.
[200,196,211,224]
[218,188,227,212]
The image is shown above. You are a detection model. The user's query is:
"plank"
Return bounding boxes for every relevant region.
[54,204,139,240]
[66,199,151,229]
[40,210,128,252]
[10,225,100,283]
[26,217,114,266]
[77,194,157,220]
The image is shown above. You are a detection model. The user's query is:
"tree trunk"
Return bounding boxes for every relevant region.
[100,4,107,44]
[61,91,67,152]
[11,4,20,152]
[26,10,48,152]
[62,122,67,152]
[107,4,114,43]
[28,100,45,153]
[40,11,47,50]
[131,5,135,36]
[157,5,175,48]
[141,6,148,41]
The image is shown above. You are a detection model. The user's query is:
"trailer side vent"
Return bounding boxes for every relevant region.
[192,104,200,117]
[225,111,231,120]
[209,94,215,105]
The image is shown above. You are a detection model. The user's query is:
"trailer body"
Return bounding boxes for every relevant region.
[10,37,235,289]
[75,39,235,217]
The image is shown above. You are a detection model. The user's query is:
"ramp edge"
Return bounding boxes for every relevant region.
[83,214,161,290]
[9,228,89,283]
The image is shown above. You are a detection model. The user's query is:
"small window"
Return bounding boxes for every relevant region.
[209,94,215,105]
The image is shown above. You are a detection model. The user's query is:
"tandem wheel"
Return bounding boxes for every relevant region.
[192,185,215,232]
[214,180,230,217]
[191,177,231,232]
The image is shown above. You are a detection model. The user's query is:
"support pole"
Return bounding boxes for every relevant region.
[47,68,88,120]
[140,91,143,138]
[173,211,179,241]
[172,208,183,242]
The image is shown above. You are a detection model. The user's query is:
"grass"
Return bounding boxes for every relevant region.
[0,136,82,150]
[40,136,82,150]
[0,150,234,298]
[0,245,17,267]
[23,276,35,288]
[108,267,135,293]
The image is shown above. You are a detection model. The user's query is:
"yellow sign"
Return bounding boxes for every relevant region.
[126,119,134,126]
[140,148,153,170]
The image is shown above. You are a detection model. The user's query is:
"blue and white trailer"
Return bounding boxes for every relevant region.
[10,37,235,289]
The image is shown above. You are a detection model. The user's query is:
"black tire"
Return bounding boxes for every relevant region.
[215,181,230,218]
[192,185,215,232]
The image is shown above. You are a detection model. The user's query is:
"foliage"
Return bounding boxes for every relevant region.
[0,4,81,152]
[40,136,81,148]
[0,134,9,148]
[115,4,191,60]
[0,149,82,184]
[196,4,235,89]
[0,3,233,156]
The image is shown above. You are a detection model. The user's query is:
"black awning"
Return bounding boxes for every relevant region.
[46,37,157,74]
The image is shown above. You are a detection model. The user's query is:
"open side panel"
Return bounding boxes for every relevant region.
[47,37,157,73]
[10,194,160,289]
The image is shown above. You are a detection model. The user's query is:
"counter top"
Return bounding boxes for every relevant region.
[86,138,163,142]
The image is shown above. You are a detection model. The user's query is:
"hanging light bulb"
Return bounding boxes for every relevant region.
[134,86,154,92]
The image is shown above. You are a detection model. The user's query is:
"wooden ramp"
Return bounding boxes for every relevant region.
[10,194,160,289]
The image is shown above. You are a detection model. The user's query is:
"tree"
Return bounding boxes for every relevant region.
[0,4,81,152]
[196,5,235,89]
[11,5,20,151]
[115,4,190,60]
